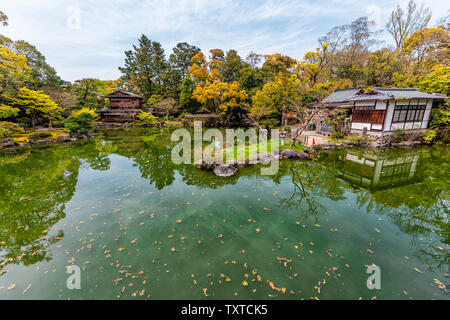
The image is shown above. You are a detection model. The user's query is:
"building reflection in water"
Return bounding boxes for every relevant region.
[339,149,420,190]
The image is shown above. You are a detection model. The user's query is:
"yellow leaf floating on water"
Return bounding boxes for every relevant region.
[414,267,423,273]
[118,248,124,251]
[176,219,182,223]
[7,284,15,290]
[242,281,248,286]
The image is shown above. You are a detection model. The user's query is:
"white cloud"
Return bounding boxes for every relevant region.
[1,0,448,81]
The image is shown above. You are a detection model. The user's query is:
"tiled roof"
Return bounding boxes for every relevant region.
[349,87,446,101]
[103,89,143,99]
[321,88,363,103]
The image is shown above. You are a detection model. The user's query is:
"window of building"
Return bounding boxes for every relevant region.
[392,105,426,123]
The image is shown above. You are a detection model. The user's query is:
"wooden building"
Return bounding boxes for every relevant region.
[348,88,446,136]
[98,90,145,123]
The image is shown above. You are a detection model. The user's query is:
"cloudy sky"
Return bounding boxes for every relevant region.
[1,0,448,82]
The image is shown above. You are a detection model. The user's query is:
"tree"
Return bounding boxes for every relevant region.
[119,35,167,100]
[13,40,61,88]
[221,50,244,83]
[261,53,296,81]
[138,112,158,126]
[238,66,264,95]
[0,46,31,95]
[5,87,60,129]
[364,48,402,86]
[403,25,449,70]
[250,73,305,125]
[0,10,8,26]
[297,43,330,84]
[246,52,262,68]
[169,42,201,78]
[64,112,95,136]
[179,76,201,113]
[154,97,180,120]
[72,78,106,109]
[43,88,76,116]
[386,0,432,51]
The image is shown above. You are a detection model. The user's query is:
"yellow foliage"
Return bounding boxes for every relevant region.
[72,107,99,120]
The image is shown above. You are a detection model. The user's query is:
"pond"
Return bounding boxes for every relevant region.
[0,128,448,299]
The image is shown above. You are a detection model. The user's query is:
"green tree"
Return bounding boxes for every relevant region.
[64,112,94,136]
[364,48,402,86]
[169,42,201,78]
[13,40,61,89]
[72,78,106,109]
[119,35,167,100]
[179,76,201,113]
[221,49,245,83]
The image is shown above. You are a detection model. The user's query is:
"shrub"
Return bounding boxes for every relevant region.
[391,129,407,143]
[260,118,279,130]
[282,126,292,133]
[0,127,12,139]
[423,130,437,143]
[0,121,25,134]
[64,112,95,135]
[28,131,52,141]
[331,131,345,140]
[350,134,371,146]
[138,112,158,126]
[72,107,99,120]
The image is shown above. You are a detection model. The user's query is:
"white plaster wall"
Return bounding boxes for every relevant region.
[355,100,376,107]
[422,99,432,129]
[383,100,395,132]
[375,100,387,110]
[351,122,371,130]
[372,124,382,130]
[396,99,409,105]
[346,154,365,164]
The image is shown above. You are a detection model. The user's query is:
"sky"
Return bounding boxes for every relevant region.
[1,0,448,82]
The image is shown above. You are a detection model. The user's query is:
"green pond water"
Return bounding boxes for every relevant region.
[0,128,448,300]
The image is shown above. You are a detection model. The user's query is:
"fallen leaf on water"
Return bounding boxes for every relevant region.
[7,284,15,290]
[414,267,423,273]
[242,281,248,286]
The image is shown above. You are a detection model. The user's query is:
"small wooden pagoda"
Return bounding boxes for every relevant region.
[98,90,145,123]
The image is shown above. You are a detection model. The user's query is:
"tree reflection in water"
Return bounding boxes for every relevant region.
[0,129,448,279]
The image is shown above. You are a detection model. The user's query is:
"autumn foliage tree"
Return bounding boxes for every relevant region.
[5,87,61,129]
